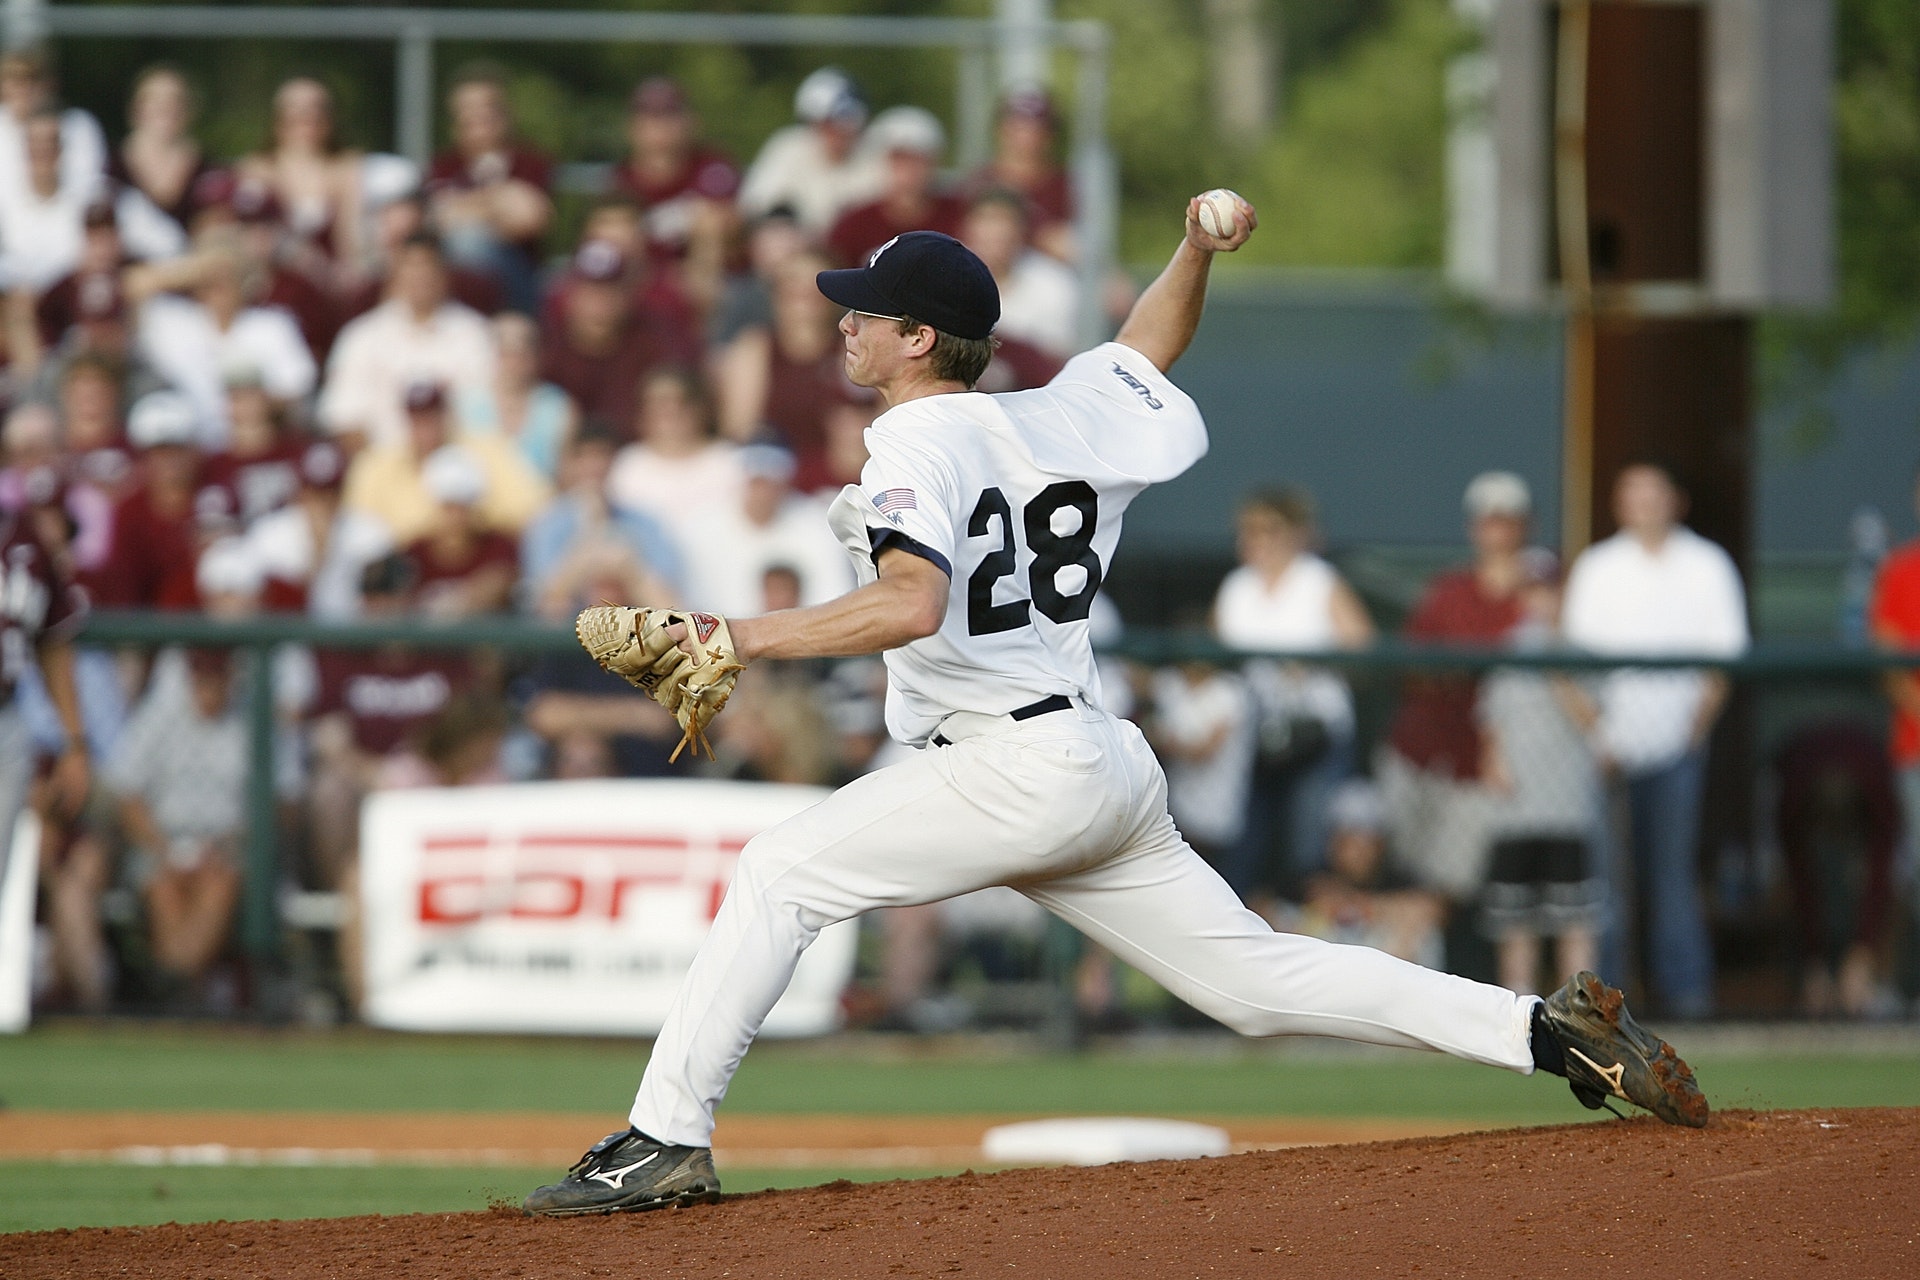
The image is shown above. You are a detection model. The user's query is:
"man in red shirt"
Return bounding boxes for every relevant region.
[609,76,740,274]
[826,106,965,268]
[425,66,554,314]
[539,240,699,432]
[1379,471,1535,906]
[1870,471,1920,992]
[86,390,213,611]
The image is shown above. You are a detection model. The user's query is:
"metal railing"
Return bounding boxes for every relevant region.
[70,609,1920,969]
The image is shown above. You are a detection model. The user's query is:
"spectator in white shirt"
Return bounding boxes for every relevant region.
[133,229,316,446]
[959,188,1079,358]
[0,48,106,216]
[318,232,495,449]
[737,67,884,234]
[1562,462,1749,1018]
[1148,660,1257,869]
[0,109,97,294]
[1212,486,1374,904]
[689,443,851,617]
[607,366,745,557]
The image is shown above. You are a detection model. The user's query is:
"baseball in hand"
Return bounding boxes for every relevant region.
[1195,188,1245,239]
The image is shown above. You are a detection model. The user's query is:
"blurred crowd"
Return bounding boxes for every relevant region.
[0,50,1095,1016]
[2,49,1911,1028]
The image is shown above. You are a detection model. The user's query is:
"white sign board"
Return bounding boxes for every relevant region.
[359,779,852,1037]
[0,811,41,1033]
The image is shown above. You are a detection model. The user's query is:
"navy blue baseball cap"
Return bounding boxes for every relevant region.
[816,231,1000,341]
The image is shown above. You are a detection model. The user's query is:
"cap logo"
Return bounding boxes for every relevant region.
[868,235,901,268]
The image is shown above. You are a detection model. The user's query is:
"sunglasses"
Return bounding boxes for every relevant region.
[847,308,910,325]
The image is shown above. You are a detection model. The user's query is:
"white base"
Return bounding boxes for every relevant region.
[981,1117,1231,1166]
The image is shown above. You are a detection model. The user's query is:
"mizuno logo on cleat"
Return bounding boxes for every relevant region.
[587,1152,659,1188]
[1568,1047,1629,1099]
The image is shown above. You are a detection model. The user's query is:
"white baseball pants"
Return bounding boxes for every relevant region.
[631,703,1537,1147]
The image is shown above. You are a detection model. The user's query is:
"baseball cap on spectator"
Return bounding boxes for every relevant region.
[868,105,945,157]
[189,168,238,216]
[421,445,487,506]
[1463,470,1531,519]
[404,380,448,414]
[82,198,117,230]
[816,230,1000,340]
[299,440,347,491]
[127,390,200,449]
[630,75,687,116]
[570,239,627,284]
[1327,780,1386,836]
[739,442,798,484]
[361,154,423,210]
[1000,88,1057,125]
[794,67,866,127]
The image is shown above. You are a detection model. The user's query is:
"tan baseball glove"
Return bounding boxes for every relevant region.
[575,605,746,762]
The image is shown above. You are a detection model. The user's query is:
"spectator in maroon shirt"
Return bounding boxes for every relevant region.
[962,89,1075,263]
[538,199,701,339]
[825,106,964,268]
[87,390,208,610]
[32,200,126,350]
[51,354,134,576]
[539,239,700,433]
[610,76,738,305]
[712,249,874,491]
[426,65,554,314]
[178,170,344,364]
[305,551,472,1003]
[404,445,518,619]
[1378,471,1536,902]
[199,364,304,527]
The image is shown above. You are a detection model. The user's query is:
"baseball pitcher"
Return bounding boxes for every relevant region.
[526,195,1707,1216]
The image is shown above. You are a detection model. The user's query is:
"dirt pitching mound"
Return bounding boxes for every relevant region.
[6,1108,1915,1279]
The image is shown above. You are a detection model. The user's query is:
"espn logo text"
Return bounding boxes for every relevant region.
[412,832,752,926]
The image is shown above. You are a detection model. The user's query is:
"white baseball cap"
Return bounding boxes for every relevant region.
[127,390,201,449]
[1463,470,1531,519]
[868,105,945,157]
[794,67,866,126]
[421,445,487,506]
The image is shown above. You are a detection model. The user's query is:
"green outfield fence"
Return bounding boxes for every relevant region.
[68,611,1920,1003]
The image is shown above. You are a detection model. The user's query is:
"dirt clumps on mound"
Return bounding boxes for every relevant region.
[6,1107,1916,1279]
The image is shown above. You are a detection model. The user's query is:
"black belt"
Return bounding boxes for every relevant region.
[931,694,1073,746]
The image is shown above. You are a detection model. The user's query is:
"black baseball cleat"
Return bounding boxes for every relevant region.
[523,1128,721,1217]
[1535,971,1709,1128]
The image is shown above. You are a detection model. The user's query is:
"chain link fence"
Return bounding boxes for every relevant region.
[23,615,1920,1030]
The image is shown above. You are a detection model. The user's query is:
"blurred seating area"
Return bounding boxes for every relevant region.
[1,45,1917,1032]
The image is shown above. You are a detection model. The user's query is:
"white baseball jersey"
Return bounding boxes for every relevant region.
[826,341,1207,745]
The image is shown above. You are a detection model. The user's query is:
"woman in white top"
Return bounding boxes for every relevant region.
[1211,485,1374,906]
[607,367,744,558]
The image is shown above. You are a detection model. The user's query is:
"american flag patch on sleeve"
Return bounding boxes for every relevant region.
[872,488,917,515]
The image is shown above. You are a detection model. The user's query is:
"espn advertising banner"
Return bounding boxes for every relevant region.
[359,779,853,1037]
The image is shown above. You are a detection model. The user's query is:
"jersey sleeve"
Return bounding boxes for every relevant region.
[1036,341,1208,484]
[826,420,960,583]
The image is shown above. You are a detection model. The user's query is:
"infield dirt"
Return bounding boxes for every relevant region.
[4,1107,1914,1278]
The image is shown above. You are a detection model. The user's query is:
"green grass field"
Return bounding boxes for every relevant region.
[3,1022,1917,1233]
